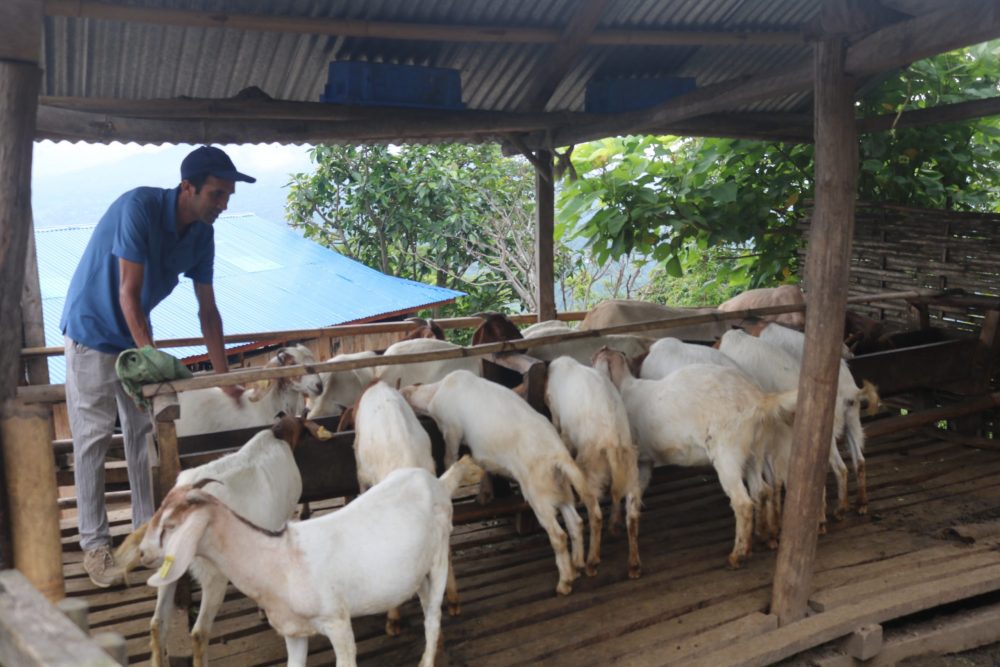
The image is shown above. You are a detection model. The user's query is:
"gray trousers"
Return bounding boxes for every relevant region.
[64,336,155,551]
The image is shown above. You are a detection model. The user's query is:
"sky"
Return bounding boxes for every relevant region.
[33,140,314,179]
[31,141,316,228]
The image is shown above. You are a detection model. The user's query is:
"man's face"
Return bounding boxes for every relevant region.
[183,174,235,224]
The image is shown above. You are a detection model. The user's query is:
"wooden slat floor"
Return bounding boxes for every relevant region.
[59,429,1000,666]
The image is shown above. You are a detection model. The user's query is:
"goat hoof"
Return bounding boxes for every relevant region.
[385,620,402,637]
[628,564,642,580]
[608,522,623,537]
[818,523,828,536]
[585,563,598,577]
[448,603,460,617]
[857,503,869,516]
[556,581,573,596]
[768,538,779,550]
[727,554,746,570]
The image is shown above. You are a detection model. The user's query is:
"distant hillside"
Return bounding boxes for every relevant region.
[32,144,314,229]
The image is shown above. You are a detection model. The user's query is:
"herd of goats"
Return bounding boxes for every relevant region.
[105,286,885,667]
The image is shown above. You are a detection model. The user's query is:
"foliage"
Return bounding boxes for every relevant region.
[637,243,745,306]
[856,40,1000,210]
[557,40,1000,292]
[285,143,537,315]
[557,135,810,290]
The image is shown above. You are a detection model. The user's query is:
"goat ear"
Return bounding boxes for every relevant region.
[276,348,292,365]
[146,509,209,587]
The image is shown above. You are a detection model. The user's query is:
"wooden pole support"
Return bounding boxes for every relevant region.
[772,28,858,626]
[844,623,883,660]
[0,400,64,602]
[534,149,556,322]
[151,393,181,506]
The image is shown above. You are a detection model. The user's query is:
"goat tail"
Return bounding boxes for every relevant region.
[764,388,799,427]
[860,380,880,417]
[112,521,148,585]
[556,457,598,508]
[439,456,485,497]
[606,444,640,502]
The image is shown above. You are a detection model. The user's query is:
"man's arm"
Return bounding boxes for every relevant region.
[119,258,155,348]
[194,281,244,400]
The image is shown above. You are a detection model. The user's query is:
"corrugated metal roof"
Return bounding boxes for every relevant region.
[40,0,821,116]
[36,213,463,382]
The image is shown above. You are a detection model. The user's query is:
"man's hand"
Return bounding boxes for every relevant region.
[221,383,245,401]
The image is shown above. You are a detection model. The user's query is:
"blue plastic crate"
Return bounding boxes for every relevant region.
[585,76,696,114]
[320,61,464,110]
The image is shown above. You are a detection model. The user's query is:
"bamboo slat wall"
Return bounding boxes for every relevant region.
[802,205,1000,333]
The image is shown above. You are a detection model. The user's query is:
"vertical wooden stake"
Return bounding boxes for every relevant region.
[535,150,556,322]
[1,399,65,602]
[150,394,193,661]
[771,33,858,625]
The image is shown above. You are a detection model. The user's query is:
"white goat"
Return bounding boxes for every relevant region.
[592,348,798,568]
[348,380,463,634]
[579,299,732,341]
[718,328,861,526]
[718,285,806,329]
[754,323,878,514]
[639,336,743,380]
[307,338,481,419]
[522,319,574,338]
[402,370,602,594]
[176,345,324,437]
[142,459,482,667]
[119,415,330,667]
[472,312,653,365]
[545,356,643,579]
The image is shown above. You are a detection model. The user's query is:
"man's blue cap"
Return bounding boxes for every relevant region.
[181,146,256,184]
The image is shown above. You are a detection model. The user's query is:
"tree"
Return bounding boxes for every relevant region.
[284,143,539,315]
[557,40,1000,294]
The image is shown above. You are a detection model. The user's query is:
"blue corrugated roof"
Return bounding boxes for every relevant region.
[37,214,463,383]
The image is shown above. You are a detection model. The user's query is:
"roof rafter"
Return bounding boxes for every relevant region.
[517,0,609,112]
[44,0,805,47]
[519,0,1000,149]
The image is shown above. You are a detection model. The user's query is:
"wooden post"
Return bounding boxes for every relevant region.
[1,399,65,602]
[150,393,193,661]
[21,219,50,385]
[534,149,556,321]
[151,394,181,505]
[771,31,858,625]
[0,0,43,573]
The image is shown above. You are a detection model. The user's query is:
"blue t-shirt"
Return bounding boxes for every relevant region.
[60,186,215,354]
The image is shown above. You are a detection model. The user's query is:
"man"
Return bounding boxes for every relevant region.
[60,145,254,587]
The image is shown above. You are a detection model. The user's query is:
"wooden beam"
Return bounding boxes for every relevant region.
[1,400,64,602]
[844,0,1000,79]
[1,0,43,62]
[20,221,48,386]
[43,0,802,47]
[772,29,858,626]
[517,0,610,111]
[534,150,556,321]
[858,96,1000,133]
[38,92,1000,148]
[34,104,567,145]
[0,570,117,666]
[532,0,1000,150]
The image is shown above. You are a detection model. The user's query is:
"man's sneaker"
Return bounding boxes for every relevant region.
[83,544,121,588]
